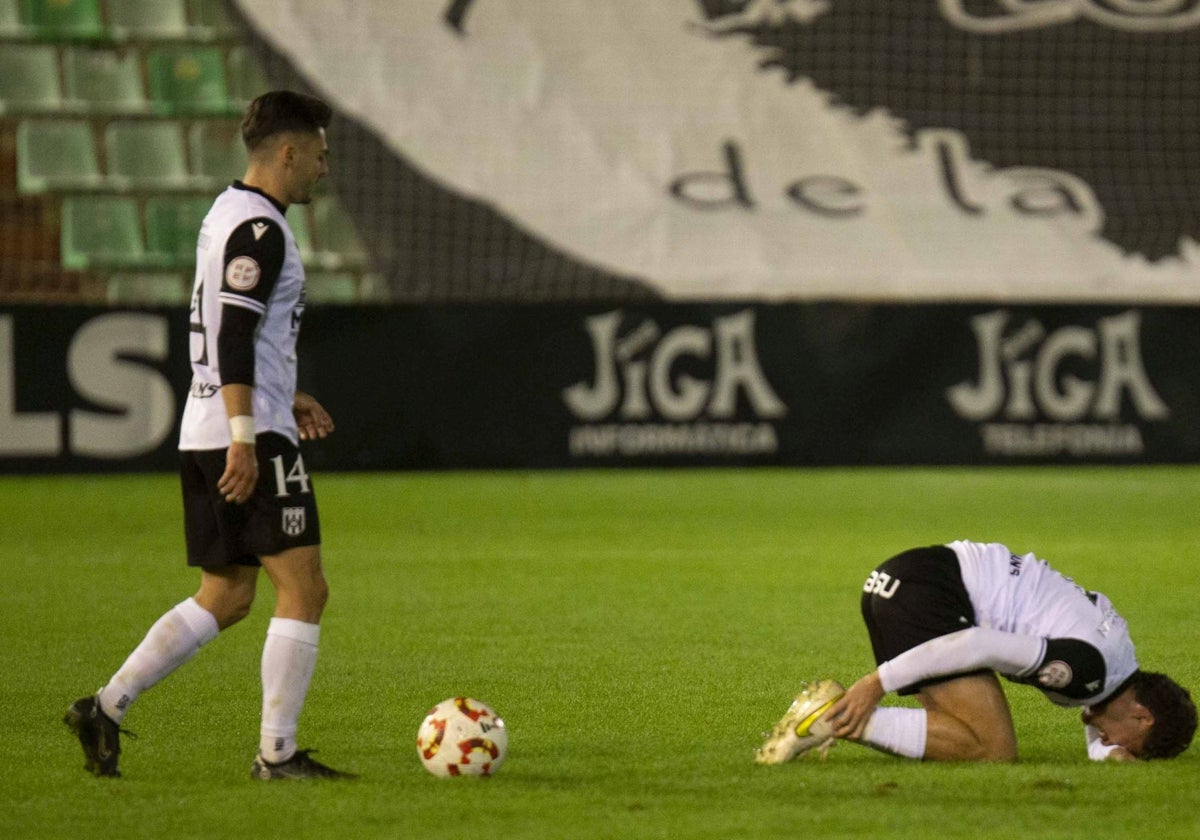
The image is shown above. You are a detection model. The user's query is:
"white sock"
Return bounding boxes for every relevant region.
[97,598,219,724]
[259,617,320,763]
[860,707,928,759]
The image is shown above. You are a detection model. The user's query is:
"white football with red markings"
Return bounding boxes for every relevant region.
[416,697,508,777]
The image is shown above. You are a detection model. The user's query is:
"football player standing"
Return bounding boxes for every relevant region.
[66,91,353,781]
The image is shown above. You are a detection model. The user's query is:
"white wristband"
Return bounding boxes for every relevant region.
[229,415,255,444]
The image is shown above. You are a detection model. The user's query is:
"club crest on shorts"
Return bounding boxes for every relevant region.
[282,506,307,536]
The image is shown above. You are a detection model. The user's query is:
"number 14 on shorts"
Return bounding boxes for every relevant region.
[270,453,311,497]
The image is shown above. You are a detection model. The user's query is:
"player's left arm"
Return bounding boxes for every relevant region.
[293,390,334,441]
[827,627,1045,739]
[827,671,885,740]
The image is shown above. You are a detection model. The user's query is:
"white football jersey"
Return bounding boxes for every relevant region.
[948,540,1138,705]
[180,183,306,450]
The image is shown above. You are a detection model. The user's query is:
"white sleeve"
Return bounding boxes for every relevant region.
[1085,724,1121,761]
[877,627,1046,694]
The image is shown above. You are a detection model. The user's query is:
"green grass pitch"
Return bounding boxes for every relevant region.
[2,467,1198,839]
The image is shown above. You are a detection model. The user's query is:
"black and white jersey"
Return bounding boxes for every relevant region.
[181,182,306,450]
[950,540,1139,706]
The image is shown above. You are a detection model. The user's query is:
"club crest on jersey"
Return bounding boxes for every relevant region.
[226,256,261,291]
[282,506,306,537]
[1037,660,1073,690]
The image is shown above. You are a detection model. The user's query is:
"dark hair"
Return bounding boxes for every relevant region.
[241,90,332,153]
[1133,671,1197,759]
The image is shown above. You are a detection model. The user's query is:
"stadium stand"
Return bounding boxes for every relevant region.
[0,1,21,37]
[106,0,189,41]
[0,44,62,113]
[146,45,232,115]
[187,118,245,190]
[22,0,104,41]
[59,194,144,270]
[105,120,193,190]
[62,46,151,113]
[144,194,210,265]
[0,0,375,304]
[16,119,103,193]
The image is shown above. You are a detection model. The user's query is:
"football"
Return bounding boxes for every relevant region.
[416,697,508,777]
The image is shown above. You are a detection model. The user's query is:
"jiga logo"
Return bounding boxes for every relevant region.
[562,310,786,423]
[946,310,1168,424]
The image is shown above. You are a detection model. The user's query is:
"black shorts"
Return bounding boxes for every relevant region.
[860,545,984,695]
[180,432,321,568]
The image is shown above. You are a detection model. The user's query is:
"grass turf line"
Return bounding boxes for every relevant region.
[1,468,1198,839]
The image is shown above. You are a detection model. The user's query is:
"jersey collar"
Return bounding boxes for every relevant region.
[232,180,288,216]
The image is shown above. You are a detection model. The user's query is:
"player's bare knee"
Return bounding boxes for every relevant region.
[309,576,329,613]
[220,598,255,629]
[970,734,1018,762]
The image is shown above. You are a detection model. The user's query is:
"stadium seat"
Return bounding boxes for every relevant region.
[62,47,149,114]
[146,46,231,115]
[60,195,146,270]
[226,47,271,108]
[16,119,103,193]
[22,0,103,40]
[107,0,188,40]
[0,45,63,114]
[144,195,210,265]
[0,0,24,37]
[311,196,368,269]
[188,119,246,188]
[189,0,239,41]
[105,120,193,190]
[305,271,359,304]
[105,272,191,305]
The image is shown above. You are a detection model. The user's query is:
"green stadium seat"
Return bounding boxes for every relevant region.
[0,0,25,37]
[60,194,146,270]
[311,196,368,269]
[146,46,231,115]
[62,47,149,114]
[105,272,191,305]
[189,0,238,40]
[145,195,210,265]
[16,119,103,193]
[0,45,63,114]
[107,0,188,40]
[226,47,271,108]
[22,0,103,40]
[305,271,358,304]
[105,120,192,190]
[188,119,246,187]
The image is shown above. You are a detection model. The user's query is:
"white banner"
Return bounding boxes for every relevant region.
[238,0,1199,302]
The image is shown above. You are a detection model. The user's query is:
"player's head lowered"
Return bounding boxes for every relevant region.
[1134,671,1197,759]
[241,90,332,206]
[1085,670,1196,759]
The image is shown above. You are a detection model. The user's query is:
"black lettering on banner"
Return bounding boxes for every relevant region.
[444,0,478,34]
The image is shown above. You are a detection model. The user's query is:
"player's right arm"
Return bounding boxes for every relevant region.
[217,382,257,504]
